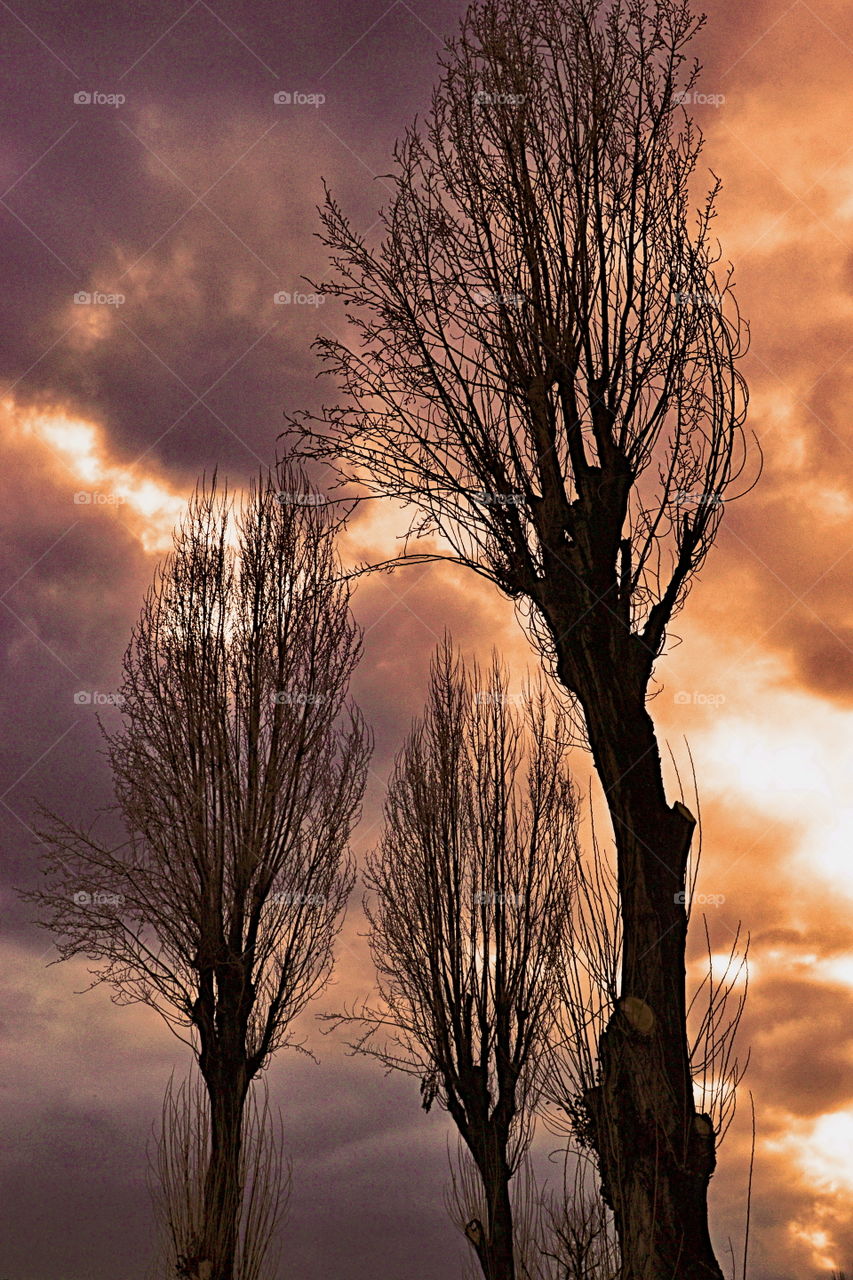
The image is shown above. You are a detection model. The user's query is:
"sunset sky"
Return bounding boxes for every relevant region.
[1,1,852,1277]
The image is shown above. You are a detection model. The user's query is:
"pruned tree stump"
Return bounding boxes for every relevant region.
[464,1218,484,1247]
[619,995,655,1035]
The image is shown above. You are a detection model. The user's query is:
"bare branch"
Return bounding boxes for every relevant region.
[332,638,580,1279]
[25,458,370,1280]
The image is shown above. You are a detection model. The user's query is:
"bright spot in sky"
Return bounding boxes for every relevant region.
[768,1112,853,1199]
[790,1224,838,1272]
[8,399,188,553]
[696,694,853,903]
[699,951,749,985]
[766,1112,853,1271]
[37,416,102,482]
[822,954,853,987]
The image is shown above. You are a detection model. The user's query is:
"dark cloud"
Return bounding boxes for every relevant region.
[1,0,852,1277]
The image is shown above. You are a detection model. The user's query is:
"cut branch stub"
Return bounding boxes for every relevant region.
[465,1218,484,1247]
[671,801,697,885]
[688,1112,718,1181]
[619,996,656,1036]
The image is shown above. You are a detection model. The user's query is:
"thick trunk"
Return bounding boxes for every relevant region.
[190,952,255,1280]
[199,1062,249,1280]
[486,1168,516,1280]
[551,622,722,1280]
[467,1134,516,1280]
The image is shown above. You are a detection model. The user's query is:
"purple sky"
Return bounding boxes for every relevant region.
[2,1,853,1278]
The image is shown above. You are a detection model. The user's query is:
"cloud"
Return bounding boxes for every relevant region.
[2,0,853,1277]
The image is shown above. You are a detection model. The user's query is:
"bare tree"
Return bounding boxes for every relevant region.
[27,463,370,1280]
[285,0,754,1273]
[149,1071,291,1280]
[328,639,578,1280]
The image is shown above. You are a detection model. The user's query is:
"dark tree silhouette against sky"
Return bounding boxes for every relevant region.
[288,1,755,1274]
[27,462,370,1280]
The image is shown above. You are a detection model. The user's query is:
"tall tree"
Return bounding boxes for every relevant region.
[331,640,578,1280]
[286,1,753,1274]
[27,464,370,1280]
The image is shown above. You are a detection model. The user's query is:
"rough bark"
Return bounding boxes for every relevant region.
[547,599,722,1280]
[194,957,254,1280]
[466,1135,516,1280]
[199,1057,250,1280]
[488,1163,517,1280]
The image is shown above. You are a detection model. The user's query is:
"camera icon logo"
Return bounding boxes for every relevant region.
[74,691,93,704]
[73,291,92,304]
[73,491,92,504]
[73,891,92,905]
[74,91,92,105]
[273,91,292,104]
[674,691,691,705]
[273,291,291,305]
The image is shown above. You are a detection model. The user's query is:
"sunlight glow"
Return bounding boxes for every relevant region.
[7,399,188,553]
[768,1112,853,1199]
[697,694,853,904]
[790,1224,838,1272]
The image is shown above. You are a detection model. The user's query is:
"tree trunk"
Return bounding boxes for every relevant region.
[552,622,722,1280]
[200,1062,250,1280]
[486,1164,516,1280]
[467,1134,516,1280]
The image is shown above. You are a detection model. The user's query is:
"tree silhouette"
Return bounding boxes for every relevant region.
[329,640,577,1280]
[285,0,754,1274]
[27,463,370,1280]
